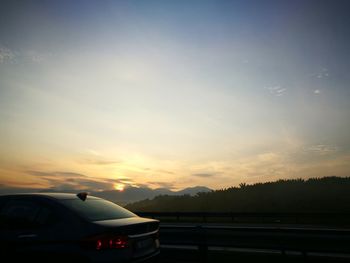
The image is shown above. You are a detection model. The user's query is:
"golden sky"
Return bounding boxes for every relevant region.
[1,0,350,192]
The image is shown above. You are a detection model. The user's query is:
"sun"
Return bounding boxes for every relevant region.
[114,183,125,192]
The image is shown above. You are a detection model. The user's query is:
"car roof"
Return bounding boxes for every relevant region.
[0,192,101,201]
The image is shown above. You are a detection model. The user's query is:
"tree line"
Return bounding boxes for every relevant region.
[125,176,350,213]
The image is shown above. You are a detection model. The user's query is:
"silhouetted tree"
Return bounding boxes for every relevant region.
[125,177,350,213]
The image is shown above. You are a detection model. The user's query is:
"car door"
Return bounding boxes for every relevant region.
[0,198,59,258]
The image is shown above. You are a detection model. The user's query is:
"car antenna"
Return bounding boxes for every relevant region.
[77,192,88,201]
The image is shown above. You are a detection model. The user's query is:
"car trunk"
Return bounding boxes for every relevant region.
[92,216,160,259]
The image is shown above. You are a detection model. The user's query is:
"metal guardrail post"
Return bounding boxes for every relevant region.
[196,225,208,262]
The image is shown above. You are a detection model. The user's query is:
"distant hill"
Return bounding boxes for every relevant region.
[0,185,212,206]
[91,186,212,205]
[125,177,350,213]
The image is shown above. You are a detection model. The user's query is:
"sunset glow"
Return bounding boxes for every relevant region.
[114,183,125,192]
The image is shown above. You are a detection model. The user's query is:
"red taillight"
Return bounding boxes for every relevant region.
[96,239,103,250]
[84,234,129,250]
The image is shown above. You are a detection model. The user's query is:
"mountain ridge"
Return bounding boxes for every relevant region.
[92,186,212,205]
[0,185,212,206]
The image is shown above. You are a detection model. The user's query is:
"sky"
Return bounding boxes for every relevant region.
[1,0,350,192]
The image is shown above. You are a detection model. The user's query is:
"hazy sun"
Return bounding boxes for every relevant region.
[114,183,125,192]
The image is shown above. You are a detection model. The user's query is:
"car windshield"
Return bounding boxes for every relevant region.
[61,199,136,221]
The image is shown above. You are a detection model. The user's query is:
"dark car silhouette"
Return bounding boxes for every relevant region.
[0,192,160,262]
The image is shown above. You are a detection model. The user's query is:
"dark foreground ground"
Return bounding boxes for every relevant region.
[159,247,350,263]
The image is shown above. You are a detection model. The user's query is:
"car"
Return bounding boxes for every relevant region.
[0,192,160,262]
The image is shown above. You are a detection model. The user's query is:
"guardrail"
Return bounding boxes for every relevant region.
[158,223,350,262]
[136,211,350,225]
[135,212,350,262]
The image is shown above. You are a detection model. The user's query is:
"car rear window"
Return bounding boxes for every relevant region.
[61,199,136,221]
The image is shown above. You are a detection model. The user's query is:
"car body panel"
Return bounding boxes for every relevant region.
[0,193,160,262]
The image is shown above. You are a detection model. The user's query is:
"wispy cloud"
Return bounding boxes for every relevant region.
[0,46,51,64]
[85,149,102,156]
[0,47,15,63]
[77,150,121,166]
[147,181,176,189]
[26,170,134,191]
[303,144,339,156]
[155,169,175,175]
[313,68,329,79]
[192,173,218,178]
[80,158,120,166]
[265,86,287,96]
[24,50,51,63]
[28,171,86,178]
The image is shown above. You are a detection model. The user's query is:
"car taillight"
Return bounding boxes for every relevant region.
[83,234,129,250]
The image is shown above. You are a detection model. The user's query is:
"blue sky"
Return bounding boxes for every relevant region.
[1,0,350,191]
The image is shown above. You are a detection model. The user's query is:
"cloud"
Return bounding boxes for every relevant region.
[0,47,51,64]
[28,171,86,178]
[147,181,176,189]
[0,47,15,63]
[192,173,218,178]
[85,149,101,156]
[265,86,287,96]
[311,68,330,79]
[25,170,134,192]
[155,169,175,175]
[80,158,120,165]
[303,144,339,156]
[314,89,321,94]
[257,152,280,162]
[24,50,49,63]
[78,151,121,166]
